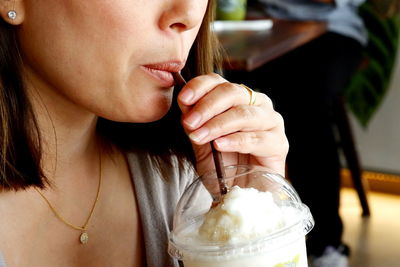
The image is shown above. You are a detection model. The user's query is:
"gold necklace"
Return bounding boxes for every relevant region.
[35,152,102,245]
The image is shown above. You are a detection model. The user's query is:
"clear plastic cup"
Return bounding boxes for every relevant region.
[168,165,314,267]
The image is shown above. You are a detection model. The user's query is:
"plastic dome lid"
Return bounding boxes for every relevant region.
[168,165,314,261]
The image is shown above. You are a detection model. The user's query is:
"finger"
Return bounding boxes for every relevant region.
[177,73,226,109]
[213,131,288,157]
[181,84,267,131]
[214,131,288,175]
[188,107,283,145]
[177,76,223,116]
[177,73,267,109]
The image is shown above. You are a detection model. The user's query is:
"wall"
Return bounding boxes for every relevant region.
[350,44,400,175]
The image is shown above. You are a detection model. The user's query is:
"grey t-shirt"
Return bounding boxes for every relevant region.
[0,253,5,267]
[128,152,196,267]
[0,151,196,267]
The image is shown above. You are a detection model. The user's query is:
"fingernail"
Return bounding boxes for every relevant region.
[179,89,194,104]
[184,111,202,128]
[189,127,209,142]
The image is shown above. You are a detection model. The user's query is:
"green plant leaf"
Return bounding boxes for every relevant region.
[344,2,399,128]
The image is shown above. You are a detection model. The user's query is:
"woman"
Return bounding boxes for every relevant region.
[0,0,288,266]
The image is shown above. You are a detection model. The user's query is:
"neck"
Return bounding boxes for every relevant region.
[24,66,101,187]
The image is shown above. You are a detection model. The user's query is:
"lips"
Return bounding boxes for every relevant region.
[141,61,185,87]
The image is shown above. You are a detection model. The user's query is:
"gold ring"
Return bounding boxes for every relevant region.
[239,84,256,105]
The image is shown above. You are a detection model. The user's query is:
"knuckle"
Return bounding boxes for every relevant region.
[209,118,225,135]
[274,112,285,126]
[281,137,290,154]
[259,93,273,108]
[199,100,215,116]
[265,96,274,108]
[249,132,260,145]
[218,82,236,94]
[236,132,258,153]
[236,134,247,146]
[235,105,256,120]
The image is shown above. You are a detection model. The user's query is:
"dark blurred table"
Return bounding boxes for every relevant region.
[216,19,327,71]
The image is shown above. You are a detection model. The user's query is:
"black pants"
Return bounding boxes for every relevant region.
[225,32,363,256]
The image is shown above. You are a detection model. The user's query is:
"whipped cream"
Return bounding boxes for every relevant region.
[198,186,286,243]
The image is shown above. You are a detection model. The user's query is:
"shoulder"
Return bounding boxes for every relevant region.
[126,150,197,195]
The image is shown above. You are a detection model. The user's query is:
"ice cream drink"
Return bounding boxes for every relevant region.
[168,165,314,267]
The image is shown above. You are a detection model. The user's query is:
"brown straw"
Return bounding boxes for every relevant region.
[172,72,228,195]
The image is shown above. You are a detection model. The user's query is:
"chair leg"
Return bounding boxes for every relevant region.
[335,96,371,217]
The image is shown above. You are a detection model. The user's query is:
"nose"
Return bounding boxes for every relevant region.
[159,0,208,33]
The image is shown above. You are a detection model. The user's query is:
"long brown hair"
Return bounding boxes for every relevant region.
[0,1,221,191]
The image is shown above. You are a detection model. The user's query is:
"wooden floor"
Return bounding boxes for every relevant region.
[340,188,400,267]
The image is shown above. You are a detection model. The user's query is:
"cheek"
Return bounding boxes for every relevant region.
[20,0,148,75]
[19,1,152,105]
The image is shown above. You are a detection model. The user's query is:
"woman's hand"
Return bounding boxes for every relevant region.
[177,73,288,176]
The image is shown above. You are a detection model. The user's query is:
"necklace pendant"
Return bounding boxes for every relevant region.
[80,232,89,244]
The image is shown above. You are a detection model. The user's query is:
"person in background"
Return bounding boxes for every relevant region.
[242,0,368,266]
[0,0,288,266]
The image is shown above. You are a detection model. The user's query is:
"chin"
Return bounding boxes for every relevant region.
[139,93,174,122]
[141,106,170,122]
[104,97,172,123]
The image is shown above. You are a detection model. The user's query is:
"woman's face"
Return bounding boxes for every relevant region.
[18,0,209,122]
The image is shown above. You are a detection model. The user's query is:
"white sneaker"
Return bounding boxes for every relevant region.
[309,245,349,267]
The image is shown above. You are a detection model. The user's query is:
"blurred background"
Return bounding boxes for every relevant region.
[342,16,400,266]
[215,0,400,266]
